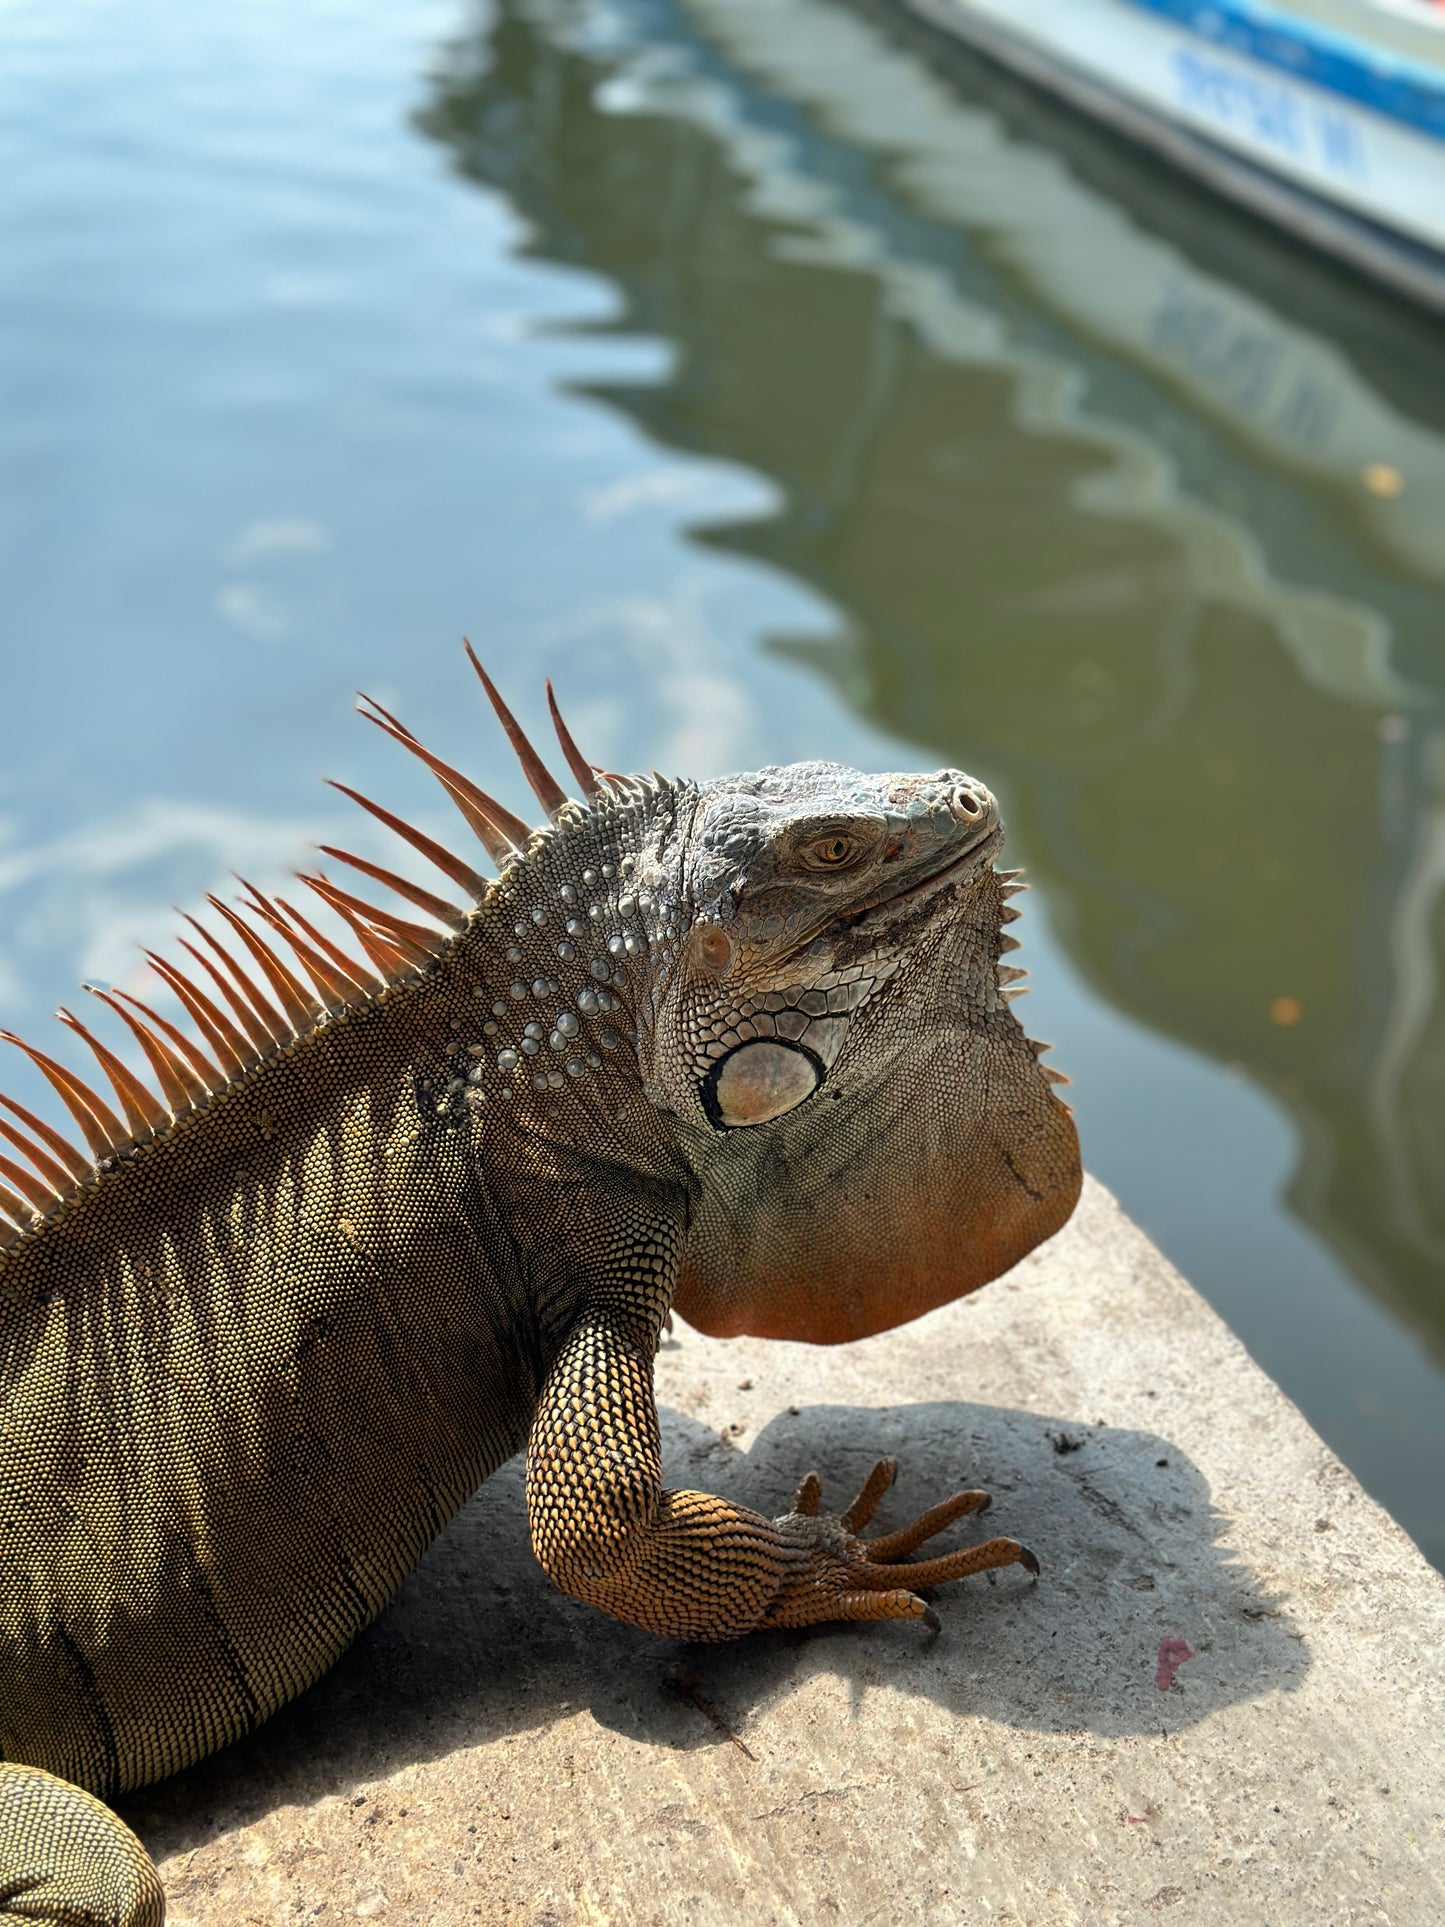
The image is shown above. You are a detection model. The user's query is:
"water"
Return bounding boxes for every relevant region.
[1,0,1442,1568]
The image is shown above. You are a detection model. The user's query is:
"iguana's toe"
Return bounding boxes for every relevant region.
[759,1460,1037,1631]
[864,1486,992,1561]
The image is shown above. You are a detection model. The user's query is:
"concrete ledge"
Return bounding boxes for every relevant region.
[127,1178,1444,1923]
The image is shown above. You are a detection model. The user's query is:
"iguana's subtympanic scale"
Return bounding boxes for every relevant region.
[0,653,1080,1924]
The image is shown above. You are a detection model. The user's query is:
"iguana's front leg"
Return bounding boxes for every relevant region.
[526,1225,1037,1641]
[528,1305,787,1638]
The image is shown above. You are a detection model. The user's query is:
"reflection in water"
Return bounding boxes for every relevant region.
[418,0,1444,1514]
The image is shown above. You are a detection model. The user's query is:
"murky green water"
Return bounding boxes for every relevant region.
[2,0,1442,1566]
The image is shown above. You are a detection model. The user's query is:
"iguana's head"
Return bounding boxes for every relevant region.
[636,760,1004,1133]
[624,756,1081,1344]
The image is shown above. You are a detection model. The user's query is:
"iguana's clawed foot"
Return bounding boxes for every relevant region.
[759,1458,1037,1632]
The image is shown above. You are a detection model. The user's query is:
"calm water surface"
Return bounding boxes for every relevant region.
[2,0,1443,1566]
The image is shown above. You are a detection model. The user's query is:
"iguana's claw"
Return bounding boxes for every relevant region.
[759,1458,1037,1632]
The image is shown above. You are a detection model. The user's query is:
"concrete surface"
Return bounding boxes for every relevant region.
[125,1178,1444,1925]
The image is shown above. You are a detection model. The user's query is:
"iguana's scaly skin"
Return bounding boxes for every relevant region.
[0,668,1080,1923]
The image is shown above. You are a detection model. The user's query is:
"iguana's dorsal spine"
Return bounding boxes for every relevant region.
[0,651,597,1264]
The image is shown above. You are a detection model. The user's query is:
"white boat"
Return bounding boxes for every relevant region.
[897,0,1445,312]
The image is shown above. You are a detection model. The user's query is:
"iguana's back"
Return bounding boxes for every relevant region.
[1,965,541,1798]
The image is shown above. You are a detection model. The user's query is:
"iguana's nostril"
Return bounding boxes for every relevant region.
[949,786,983,821]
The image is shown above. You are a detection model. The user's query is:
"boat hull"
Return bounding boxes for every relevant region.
[899,0,1445,312]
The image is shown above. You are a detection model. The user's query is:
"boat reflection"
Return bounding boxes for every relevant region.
[418,0,1445,1366]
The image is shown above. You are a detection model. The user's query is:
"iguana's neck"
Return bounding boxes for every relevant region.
[439,775,697,1172]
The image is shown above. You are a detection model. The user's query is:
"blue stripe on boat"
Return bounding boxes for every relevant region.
[1124,0,1445,142]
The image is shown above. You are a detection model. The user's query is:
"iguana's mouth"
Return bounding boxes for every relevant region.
[847,824,1003,926]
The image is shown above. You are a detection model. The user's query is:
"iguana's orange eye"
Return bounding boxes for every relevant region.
[807,834,860,869]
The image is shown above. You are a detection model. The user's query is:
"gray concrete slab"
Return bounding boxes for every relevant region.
[125,1178,1444,1924]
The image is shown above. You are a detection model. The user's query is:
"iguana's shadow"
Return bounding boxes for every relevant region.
[126,1395,1304,1860]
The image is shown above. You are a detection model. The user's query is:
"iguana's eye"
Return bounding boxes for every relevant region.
[804,833,862,871]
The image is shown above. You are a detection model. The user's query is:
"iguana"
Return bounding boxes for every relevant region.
[0,653,1080,1925]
